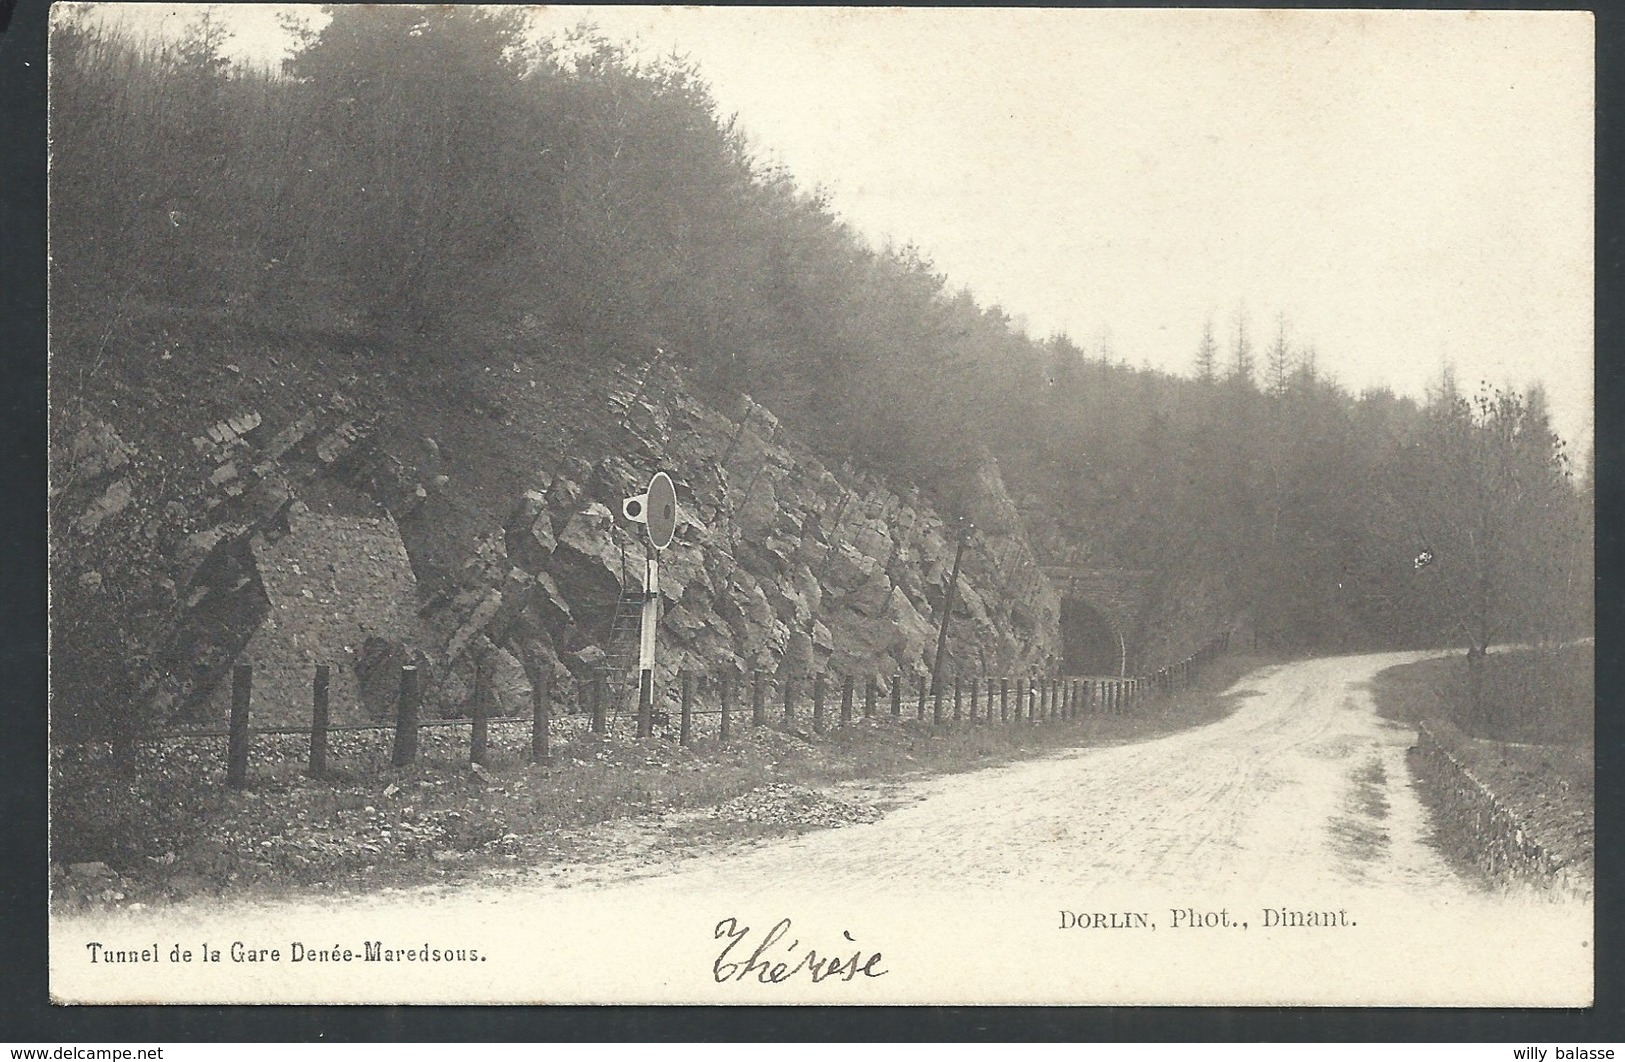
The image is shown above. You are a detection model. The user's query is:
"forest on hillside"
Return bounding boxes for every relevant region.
[50,6,1592,666]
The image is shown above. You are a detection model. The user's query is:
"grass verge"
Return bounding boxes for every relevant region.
[52,652,1268,910]
[1368,648,1593,890]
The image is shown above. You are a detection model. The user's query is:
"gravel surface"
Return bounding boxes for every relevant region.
[53,652,1593,1005]
[528,653,1469,895]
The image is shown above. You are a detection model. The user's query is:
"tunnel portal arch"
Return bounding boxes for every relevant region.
[1041,567,1155,677]
[1060,596,1124,676]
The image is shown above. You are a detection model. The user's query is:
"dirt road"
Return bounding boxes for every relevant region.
[52,651,1592,1005]
[586,651,1462,896]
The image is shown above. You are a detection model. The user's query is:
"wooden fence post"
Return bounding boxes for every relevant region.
[470,656,489,766]
[227,663,252,789]
[812,673,826,734]
[952,674,962,722]
[680,671,694,747]
[308,664,329,779]
[1001,678,1011,724]
[391,664,420,767]
[720,673,733,745]
[752,669,766,727]
[986,678,996,724]
[841,674,854,726]
[917,673,927,720]
[532,673,551,763]
[969,677,979,723]
[891,676,902,717]
[864,675,876,719]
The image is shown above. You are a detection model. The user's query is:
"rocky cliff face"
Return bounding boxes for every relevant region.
[428,362,1063,715]
[51,341,1062,732]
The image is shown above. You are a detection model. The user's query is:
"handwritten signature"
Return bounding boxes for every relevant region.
[712,917,888,985]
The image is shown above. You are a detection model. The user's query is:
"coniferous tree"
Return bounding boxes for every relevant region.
[1266,313,1291,399]
[1194,318,1218,382]
[1229,309,1255,387]
[48,11,1591,724]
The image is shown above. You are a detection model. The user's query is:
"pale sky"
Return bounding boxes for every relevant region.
[77,5,1595,452]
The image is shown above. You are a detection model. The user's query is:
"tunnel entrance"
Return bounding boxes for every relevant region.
[1060,597,1121,675]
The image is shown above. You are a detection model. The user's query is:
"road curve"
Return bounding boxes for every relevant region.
[610,651,1467,897]
[52,651,1592,1006]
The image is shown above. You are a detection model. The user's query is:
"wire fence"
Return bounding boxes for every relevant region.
[67,634,1232,788]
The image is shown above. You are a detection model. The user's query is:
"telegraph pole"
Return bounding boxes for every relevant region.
[930,516,972,698]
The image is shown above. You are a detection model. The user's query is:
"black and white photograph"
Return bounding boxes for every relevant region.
[45,5,1594,1006]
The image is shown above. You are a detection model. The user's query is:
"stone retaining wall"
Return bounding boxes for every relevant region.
[1413,721,1592,901]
